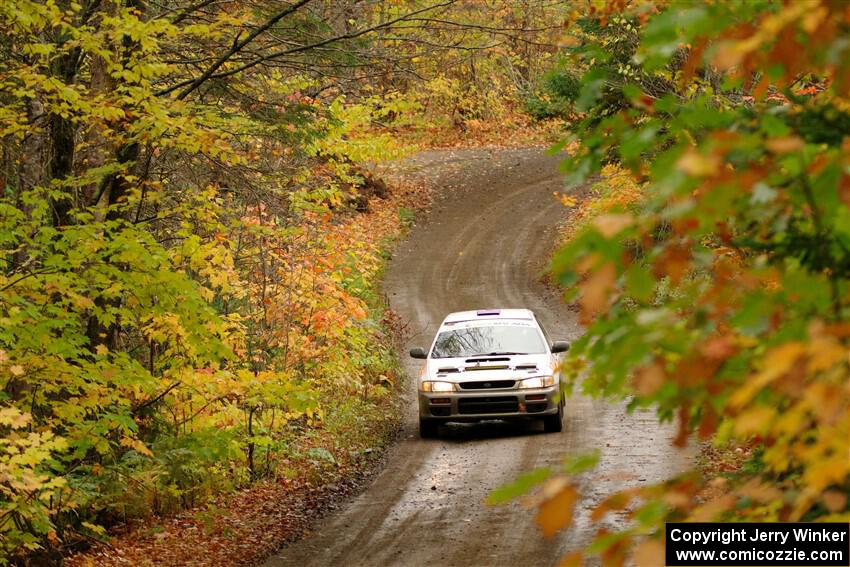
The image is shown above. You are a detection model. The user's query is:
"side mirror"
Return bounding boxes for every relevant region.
[409,347,427,359]
[550,341,570,354]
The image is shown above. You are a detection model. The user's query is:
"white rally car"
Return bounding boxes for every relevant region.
[409,309,569,438]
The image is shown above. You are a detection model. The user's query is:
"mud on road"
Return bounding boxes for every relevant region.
[261,148,688,567]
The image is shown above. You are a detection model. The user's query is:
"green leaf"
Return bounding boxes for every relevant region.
[487,467,552,504]
[562,451,601,475]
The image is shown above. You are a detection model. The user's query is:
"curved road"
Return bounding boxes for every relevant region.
[262,148,687,567]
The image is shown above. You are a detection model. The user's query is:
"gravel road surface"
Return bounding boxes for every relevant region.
[261,147,688,567]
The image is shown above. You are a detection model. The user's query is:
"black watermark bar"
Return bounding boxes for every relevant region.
[666,523,850,566]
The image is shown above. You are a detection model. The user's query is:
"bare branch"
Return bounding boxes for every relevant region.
[159,0,315,99]
[155,0,458,98]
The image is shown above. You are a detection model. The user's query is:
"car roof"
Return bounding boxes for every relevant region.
[441,308,536,325]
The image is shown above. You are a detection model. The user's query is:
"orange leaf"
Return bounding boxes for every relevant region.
[674,403,691,448]
[536,482,578,538]
[557,551,583,567]
[653,243,691,284]
[700,335,737,361]
[591,490,634,522]
[633,540,665,567]
[680,39,707,85]
[593,213,633,238]
[712,41,743,69]
[698,408,718,440]
[765,136,804,154]
[839,174,850,206]
[632,362,665,396]
[822,490,848,513]
[691,493,735,522]
[737,479,782,503]
[579,262,617,319]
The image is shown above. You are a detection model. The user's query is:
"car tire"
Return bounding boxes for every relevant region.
[543,401,563,433]
[419,418,439,439]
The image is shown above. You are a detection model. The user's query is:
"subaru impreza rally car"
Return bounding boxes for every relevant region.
[409,309,569,438]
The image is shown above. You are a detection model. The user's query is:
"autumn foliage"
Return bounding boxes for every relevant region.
[524,0,850,564]
[0,0,573,562]
[0,2,402,563]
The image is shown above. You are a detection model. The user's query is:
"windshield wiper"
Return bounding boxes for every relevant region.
[433,351,529,358]
[481,351,526,356]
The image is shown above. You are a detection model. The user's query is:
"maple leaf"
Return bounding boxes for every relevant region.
[535,480,577,538]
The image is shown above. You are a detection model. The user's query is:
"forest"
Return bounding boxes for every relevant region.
[1,0,848,565]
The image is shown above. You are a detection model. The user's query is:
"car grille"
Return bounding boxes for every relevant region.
[458,380,516,390]
[458,396,518,414]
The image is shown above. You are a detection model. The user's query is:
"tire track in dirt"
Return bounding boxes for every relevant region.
[261,148,688,567]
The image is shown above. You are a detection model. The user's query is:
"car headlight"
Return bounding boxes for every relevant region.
[421,381,455,392]
[518,376,556,389]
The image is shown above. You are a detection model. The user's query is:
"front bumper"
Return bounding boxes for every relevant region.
[418,386,560,421]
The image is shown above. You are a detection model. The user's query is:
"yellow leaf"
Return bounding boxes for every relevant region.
[763,341,806,373]
[804,454,849,492]
[775,405,806,437]
[9,365,24,376]
[733,406,775,437]
[676,149,720,176]
[536,482,577,538]
[730,342,805,408]
[0,407,31,429]
[555,192,578,207]
[120,436,154,457]
[95,344,108,356]
[806,336,844,373]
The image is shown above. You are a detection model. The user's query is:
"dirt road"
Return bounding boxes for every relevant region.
[261,148,687,567]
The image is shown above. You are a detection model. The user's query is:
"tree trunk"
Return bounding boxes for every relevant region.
[48,47,83,227]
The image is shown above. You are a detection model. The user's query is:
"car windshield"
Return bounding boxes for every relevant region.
[430,323,545,359]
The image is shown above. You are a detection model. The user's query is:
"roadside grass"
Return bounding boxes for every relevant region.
[68,393,403,567]
[398,206,416,229]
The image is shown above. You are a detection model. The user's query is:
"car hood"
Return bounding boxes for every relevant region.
[423,353,552,383]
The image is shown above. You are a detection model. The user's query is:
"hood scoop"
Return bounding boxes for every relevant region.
[464,356,510,371]
[437,367,461,374]
[515,363,538,371]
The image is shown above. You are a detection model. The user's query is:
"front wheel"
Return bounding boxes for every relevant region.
[542,401,563,433]
[419,418,439,439]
